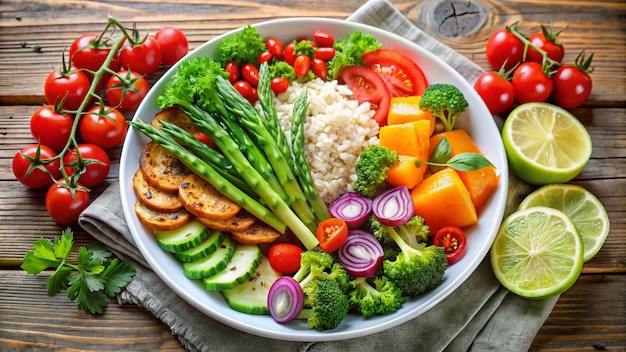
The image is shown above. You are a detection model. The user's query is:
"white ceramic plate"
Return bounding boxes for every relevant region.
[120,18,508,342]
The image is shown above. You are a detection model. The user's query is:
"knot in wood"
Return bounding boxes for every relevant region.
[430,0,486,37]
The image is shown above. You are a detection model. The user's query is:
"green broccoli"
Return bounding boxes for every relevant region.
[348,275,405,317]
[419,83,469,132]
[352,145,399,198]
[372,218,447,296]
[369,215,430,249]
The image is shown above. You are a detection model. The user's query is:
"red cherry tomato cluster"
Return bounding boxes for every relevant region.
[475,22,594,114]
[12,19,189,225]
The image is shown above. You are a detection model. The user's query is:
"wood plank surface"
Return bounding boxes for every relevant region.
[0,0,624,351]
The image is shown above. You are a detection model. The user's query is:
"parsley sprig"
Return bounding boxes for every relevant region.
[21,228,136,314]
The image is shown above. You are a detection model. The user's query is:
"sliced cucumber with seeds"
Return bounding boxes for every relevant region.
[203,244,262,291]
[175,229,223,263]
[183,235,236,279]
[155,219,209,253]
[221,257,281,315]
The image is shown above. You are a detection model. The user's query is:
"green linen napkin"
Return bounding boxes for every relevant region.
[79,1,558,351]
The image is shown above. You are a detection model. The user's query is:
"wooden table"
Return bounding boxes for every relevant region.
[1,1,624,350]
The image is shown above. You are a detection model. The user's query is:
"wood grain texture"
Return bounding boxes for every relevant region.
[0,0,624,351]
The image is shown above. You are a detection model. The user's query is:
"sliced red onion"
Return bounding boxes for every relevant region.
[372,186,414,226]
[329,192,373,229]
[338,230,384,277]
[267,276,304,324]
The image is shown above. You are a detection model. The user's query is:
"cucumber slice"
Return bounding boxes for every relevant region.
[174,229,223,263]
[182,236,235,279]
[155,219,209,253]
[221,257,281,315]
[203,244,262,291]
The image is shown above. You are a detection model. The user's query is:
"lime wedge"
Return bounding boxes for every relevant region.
[502,102,592,185]
[490,206,583,299]
[518,184,610,262]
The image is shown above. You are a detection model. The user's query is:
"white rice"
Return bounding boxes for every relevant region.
[257,78,380,204]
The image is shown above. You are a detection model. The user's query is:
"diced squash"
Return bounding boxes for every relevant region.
[429,130,499,212]
[410,167,477,234]
[387,96,436,136]
[380,122,430,160]
[387,155,427,189]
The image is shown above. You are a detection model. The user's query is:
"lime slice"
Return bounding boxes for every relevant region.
[490,206,583,299]
[502,102,592,185]
[518,184,610,262]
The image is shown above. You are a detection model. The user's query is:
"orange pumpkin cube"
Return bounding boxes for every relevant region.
[387,95,435,136]
[387,155,427,189]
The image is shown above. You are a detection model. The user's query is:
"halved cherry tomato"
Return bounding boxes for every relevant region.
[316,217,349,253]
[338,65,391,125]
[268,243,303,275]
[433,226,467,265]
[362,48,428,97]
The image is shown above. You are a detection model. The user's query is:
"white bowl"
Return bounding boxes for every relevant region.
[120,17,508,342]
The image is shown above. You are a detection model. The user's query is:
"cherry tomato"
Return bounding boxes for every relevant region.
[293,55,311,77]
[433,226,467,265]
[473,71,515,115]
[526,25,566,65]
[258,51,274,65]
[485,28,525,71]
[338,65,391,125]
[225,61,240,84]
[313,30,335,47]
[233,80,254,99]
[63,144,111,188]
[283,41,296,65]
[154,26,188,66]
[311,58,328,80]
[511,61,553,103]
[270,77,289,94]
[192,132,217,149]
[69,33,120,75]
[268,243,303,275]
[119,36,162,75]
[265,37,284,58]
[12,144,61,189]
[44,68,91,111]
[314,47,336,61]
[362,48,428,96]
[316,217,349,253]
[79,106,128,150]
[552,65,592,109]
[45,182,91,225]
[105,70,149,110]
[29,105,74,151]
[241,63,260,87]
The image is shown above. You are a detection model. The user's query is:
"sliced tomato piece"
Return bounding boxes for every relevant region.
[433,226,467,265]
[362,48,428,97]
[338,65,391,125]
[316,217,349,253]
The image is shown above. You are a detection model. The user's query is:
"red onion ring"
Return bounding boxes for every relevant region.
[267,276,304,324]
[338,230,384,277]
[328,192,373,229]
[372,186,414,226]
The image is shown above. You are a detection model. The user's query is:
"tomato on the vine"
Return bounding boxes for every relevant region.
[473,71,515,114]
[551,50,594,109]
[119,36,162,75]
[45,182,91,225]
[268,243,303,275]
[12,144,61,189]
[485,28,525,71]
[79,106,128,150]
[154,26,188,66]
[362,48,428,97]
[526,25,566,65]
[69,33,120,75]
[30,105,74,151]
[44,67,91,111]
[316,217,349,253]
[339,65,391,125]
[105,70,149,110]
[433,226,467,265]
[511,61,553,103]
[63,144,111,188]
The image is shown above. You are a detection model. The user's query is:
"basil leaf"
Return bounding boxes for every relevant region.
[446,153,494,172]
[430,137,451,164]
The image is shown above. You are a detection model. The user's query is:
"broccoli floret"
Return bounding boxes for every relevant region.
[373,221,447,296]
[419,83,469,132]
[348,276,405,317]
[292,250,335,285]
[352,145,399,198]
[298,278,349,331]
[370,215,430,249]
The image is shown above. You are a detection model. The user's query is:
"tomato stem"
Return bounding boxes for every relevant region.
[506,23,560,74]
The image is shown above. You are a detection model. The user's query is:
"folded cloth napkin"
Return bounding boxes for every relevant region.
[79,1,559,351]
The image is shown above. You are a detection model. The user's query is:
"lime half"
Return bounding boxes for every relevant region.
[502,102,592,185]
[518,184,610,262]
[491,206,584,299]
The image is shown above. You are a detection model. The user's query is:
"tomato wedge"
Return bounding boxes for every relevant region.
[433,226,467,265]
[338,65,391,125]
[316,217,349,253]
[362,48,428,97]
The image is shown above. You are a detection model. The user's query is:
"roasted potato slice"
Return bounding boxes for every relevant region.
[134,201,191,231]
[133,169,184,212]
[230,222,282,245]
[139,141,189,193]
[178,173,241,220]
